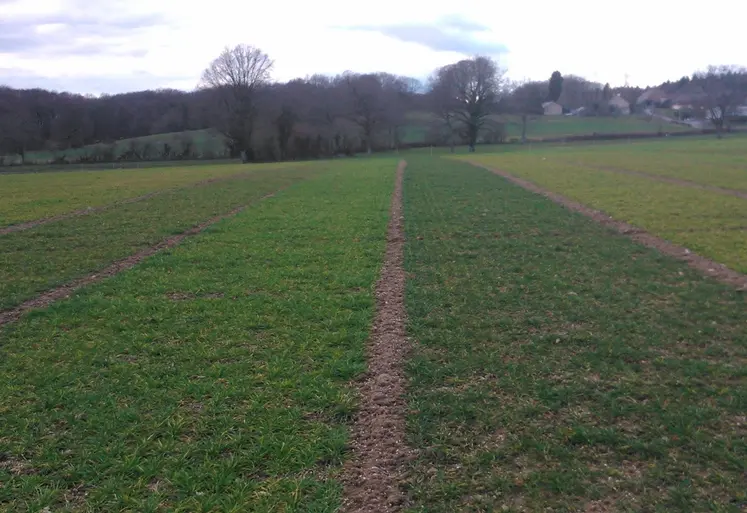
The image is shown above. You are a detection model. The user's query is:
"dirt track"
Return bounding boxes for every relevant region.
[341,161,411,513]
[0,186,287,327]
[469,162,747,291]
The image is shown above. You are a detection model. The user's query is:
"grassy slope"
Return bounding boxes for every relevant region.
[21,129,225,164]
[0,167,309,310]
[462,150,747,273]
[403,157,746,512]
[0,159,397,512]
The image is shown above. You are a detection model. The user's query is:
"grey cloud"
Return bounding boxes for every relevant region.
[0,6,167,57]
[347,15,507,56]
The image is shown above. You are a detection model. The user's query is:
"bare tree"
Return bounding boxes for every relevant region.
[428,71,461,152]
[343,72,388,154]
[431,56,506,152]
[200,44,273,161]
[507,80,547,142]
[693,65,747,138]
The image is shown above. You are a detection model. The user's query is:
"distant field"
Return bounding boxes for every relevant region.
[17,129,226,165]
[460,137,747,272]
[500,114,691,140]
[404,111,692,144]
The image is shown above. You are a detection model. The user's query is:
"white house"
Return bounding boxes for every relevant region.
[542,101,563,116]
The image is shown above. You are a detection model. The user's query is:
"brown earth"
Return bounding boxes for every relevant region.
[0,172,251,236]
[341,160,412,513]
[469,162,747,291]
[0,186,290,327]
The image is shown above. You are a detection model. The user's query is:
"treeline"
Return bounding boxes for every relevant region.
[0,71,432,164]
[1,45,744,165]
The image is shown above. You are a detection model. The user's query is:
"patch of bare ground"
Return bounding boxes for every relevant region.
[0,187,286,328]
[341,161,411,513]
[469,162,747,291]
[0,454,36,476]
[590,165,747,200]
[0,172,250,236]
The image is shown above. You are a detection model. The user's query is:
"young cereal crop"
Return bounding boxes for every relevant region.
[0,159,398,512]
[0,167,310,310]
[403,157,746,512]
[462,152,747,273]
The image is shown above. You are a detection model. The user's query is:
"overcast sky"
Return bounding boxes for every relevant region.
[2,0,746,95]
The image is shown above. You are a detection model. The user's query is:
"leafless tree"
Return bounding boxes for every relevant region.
[506,80,547,142]
[693,65,747,138]
[200,44,274,161]
[431,56,506,152]
[343,72,388,154]
[428,71,461,152]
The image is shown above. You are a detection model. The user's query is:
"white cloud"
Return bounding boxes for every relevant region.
[1,0,746,94]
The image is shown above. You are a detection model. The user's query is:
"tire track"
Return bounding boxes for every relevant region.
[0,184,291,327]
[0,172,252,236]
[469,161,747,291]
[341,161,411,513]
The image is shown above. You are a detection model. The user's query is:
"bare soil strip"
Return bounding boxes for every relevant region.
[0,173,249,236]
[0,187,286,327]
[589,165,747,200]
[341,161,411,513]
[469,162,747,290]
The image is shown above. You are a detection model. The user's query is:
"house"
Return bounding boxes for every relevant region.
[542,101,563,116]
[636,88,669,107]
[607,95,630,115]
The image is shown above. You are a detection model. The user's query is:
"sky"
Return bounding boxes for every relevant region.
[1,0,746,95]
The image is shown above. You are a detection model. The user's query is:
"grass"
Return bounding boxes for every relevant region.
[461,143,747,273]
[0,163,288,227]
[0,166,309,310]
[402,157,746,512]
[0,159,398,512]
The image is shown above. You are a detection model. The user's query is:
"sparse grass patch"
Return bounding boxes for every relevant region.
[402,157,746,512]
[0,159,397,512]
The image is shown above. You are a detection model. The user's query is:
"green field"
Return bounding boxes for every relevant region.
[1,138,745,512]
[403,157,745,512]
[0,167,310,310]
[0,163,291,226]
[17,129,227,165]
[404,111,692,144]
[0,160,395,511]
[461,137,747,273]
